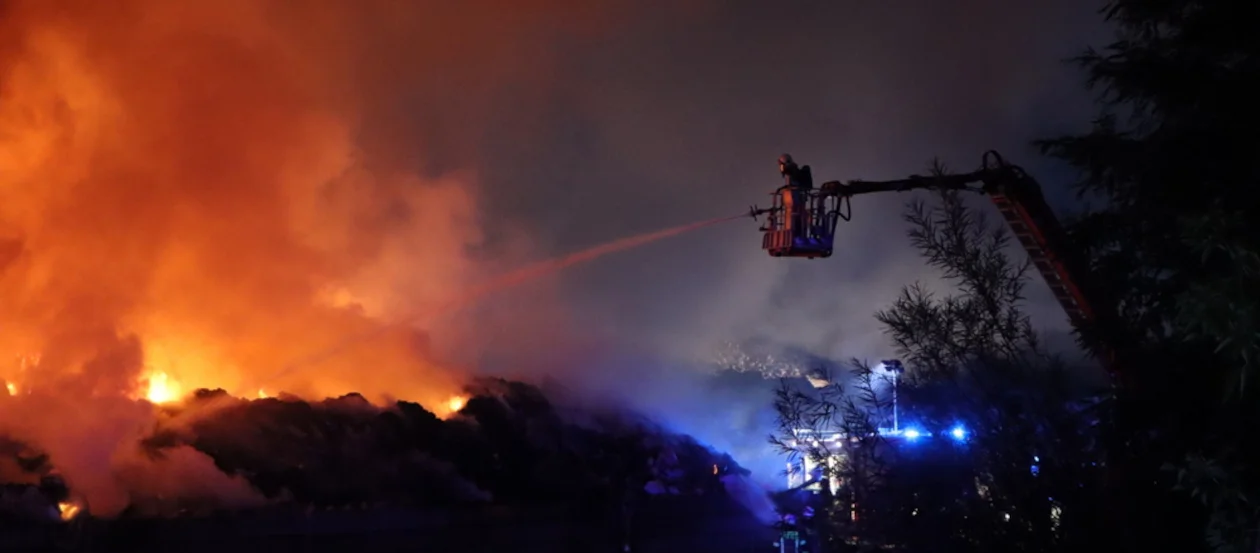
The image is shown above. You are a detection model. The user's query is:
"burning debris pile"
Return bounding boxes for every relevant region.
[1,377,749,523]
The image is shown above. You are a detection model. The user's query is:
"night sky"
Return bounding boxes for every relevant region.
[415,0,1109,372]
[0,0,1114,488]
[385,0,1113,478]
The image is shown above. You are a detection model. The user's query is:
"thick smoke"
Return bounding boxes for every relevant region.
[0,0,1111,516]
[461,0,1110,488]
[0,0,509,407]
[0,0,661,516]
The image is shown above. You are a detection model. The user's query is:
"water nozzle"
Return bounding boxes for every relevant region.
[748,205,773,220]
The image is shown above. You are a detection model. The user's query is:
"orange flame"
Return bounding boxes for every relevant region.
[446,395,467,414]
[0,0,649,520]
[0,0,486,411]
[57,501,81,521]
[142,372,181,405]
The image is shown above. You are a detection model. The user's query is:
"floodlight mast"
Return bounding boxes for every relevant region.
[878,360,905,433]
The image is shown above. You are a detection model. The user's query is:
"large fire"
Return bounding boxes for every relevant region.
[0,0,489,406]
[447,394,468,414]
[143,371,181,405]
[0,0,571,517]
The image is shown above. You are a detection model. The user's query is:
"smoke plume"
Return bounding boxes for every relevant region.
[0,0,1111,516]
[0,0,656,515]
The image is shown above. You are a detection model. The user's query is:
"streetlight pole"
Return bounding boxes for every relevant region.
[880,360,905,433]
[892,375,898,433]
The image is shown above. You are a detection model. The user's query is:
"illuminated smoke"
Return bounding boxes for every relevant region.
[268,214,746,384]
[0,0,640,516]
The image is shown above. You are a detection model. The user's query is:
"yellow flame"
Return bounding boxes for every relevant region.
[446,395,467,413]
[58,501,81,521]
[4,382,15,396]
[144,371,181,404]
[257,388,269,399]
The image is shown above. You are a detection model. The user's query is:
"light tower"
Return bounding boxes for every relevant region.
[878,360,905,433]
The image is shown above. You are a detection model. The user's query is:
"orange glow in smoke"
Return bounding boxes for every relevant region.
[142,372,181,405]
[0,0,486,412]
[0,0,654,520]
[447,395,467,414]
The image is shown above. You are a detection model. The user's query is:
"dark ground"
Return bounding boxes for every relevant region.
[4,498,776,553]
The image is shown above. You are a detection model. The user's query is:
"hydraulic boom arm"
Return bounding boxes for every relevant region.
[756,151,1111,372]
[826,152,1093,329]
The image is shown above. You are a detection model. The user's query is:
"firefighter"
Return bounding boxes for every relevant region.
[778,154,797,186]
[778,154,812,241]
[778,154,814,189]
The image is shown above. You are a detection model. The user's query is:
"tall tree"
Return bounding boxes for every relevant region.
[1038,1,1260,551]
[772,188,1105,552]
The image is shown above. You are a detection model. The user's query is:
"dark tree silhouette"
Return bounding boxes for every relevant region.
[1038,2,1260,551]
[772,187,1105,552]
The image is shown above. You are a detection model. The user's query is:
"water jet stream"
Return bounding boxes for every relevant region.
[265,213,748,384]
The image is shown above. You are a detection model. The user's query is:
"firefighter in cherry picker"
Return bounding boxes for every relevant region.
[776,154,814,246]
